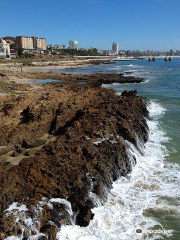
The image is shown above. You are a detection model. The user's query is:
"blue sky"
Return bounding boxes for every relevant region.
[1,0,180,50]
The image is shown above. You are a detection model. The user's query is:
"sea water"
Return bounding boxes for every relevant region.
[4,59,180,240]
[55,58,180,240]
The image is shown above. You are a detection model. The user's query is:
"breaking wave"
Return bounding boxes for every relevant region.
[4,101,180,240]
[57,101,180,240]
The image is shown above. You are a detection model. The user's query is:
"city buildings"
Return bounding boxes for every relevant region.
[0,39,10,59]
[69,40,78,49]
[47,45,67,50]
[112,42,118,55]
[35,37,47,51]
[16,36,47,52]
[119,49,180,57]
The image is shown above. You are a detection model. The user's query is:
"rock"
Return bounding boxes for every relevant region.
[23,151,30,156]
[121,90,137,97]
[0,82,149,239]
[20,106,34,124]
[0,73,8,77]
[21,139,47,149]
[0,73,9,80]
[23,229,31,239]
[0,146,13,156]
[40,223,58,240]
[37,236,48,240]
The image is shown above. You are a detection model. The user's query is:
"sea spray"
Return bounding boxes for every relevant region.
[4,198,74,240]
[57,100,179,240]
[4,101,179,240]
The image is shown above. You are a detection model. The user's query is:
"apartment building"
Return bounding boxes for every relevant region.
[16,36,34,51]
[34,37,47,51]
[69,40,78,49]
[16,36,47,52]
[112,42,118,55]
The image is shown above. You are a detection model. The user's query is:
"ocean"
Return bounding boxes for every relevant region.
[54,58,180,240]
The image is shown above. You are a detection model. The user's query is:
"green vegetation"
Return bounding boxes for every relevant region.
[17,47,23,57]
[0,81,23,95]
[53,48,101,56]
[0,81,10,87]
[0,58,34,64]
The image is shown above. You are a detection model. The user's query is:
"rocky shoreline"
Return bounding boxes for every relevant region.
[0,73,148,239]
[0,71,145,95]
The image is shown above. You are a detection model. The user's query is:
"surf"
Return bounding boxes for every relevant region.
[57,100,180,240]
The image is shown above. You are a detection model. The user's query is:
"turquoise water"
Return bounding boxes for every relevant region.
[56,59,180,239]
[56,58,180,166]
[5,60,180,240]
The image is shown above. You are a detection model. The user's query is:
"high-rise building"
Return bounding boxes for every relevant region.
[69,40,78,49]
[170,49,174,55]
[112,42,118,55]
[16,36,47,52]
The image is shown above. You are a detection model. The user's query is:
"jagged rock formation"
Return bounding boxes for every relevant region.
[0,83,149,239]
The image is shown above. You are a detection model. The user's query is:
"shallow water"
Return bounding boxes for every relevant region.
[4,59,180,240]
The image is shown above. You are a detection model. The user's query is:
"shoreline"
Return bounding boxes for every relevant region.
[0,55,178,91]
[0,58,150,239]
[0,82,149,239]
[0,59,115,74]
[0,58,146,95]
[0,72,145,95]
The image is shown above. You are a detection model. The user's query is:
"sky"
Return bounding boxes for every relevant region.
[1,0,180,51]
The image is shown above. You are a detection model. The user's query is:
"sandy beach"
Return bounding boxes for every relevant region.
[0,59,93,73]
[0,57,138,75]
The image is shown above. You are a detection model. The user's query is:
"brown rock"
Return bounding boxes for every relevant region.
[0,83,149,239]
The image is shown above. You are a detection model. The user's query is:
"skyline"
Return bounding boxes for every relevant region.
[1,0,180,51]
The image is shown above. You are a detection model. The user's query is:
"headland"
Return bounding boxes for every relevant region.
[0,60,148,239]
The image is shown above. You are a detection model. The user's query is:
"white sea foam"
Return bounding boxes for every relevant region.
[57,100,180,240]
[5,237,20,240]
[4,198,74,240]
[4,101,180,240]
[125,64,145,69]
[4,202,28,212]
[126,64,134,67]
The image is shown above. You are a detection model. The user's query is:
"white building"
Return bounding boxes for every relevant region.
[112,42,118,55]
[0,40,10,59]
[69,40,78,49]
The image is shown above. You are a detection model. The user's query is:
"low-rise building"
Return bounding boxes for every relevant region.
[0,40,10,59]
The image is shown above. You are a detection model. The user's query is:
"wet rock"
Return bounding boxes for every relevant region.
[40,223,58,240]
[0,84,149,239]
[121,90,137,97]
[37,236,48,240]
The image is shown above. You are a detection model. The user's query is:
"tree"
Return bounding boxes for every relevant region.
[17,47,23,58]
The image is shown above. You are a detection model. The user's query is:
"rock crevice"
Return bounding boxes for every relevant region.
[0,84,149,239]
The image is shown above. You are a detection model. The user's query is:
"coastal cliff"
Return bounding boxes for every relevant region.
[0,82,149,239]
